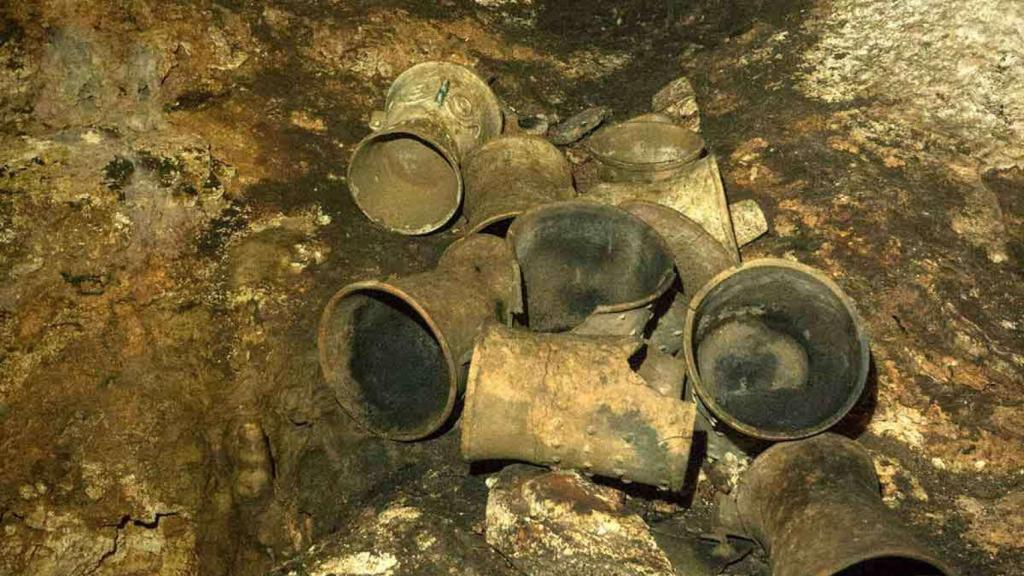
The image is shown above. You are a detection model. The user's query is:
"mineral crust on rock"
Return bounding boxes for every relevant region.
[484,465,676,576]
[269,501,517,576]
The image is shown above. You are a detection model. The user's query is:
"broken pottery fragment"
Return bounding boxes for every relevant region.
[461,324,696,491]
[728,198,769,246]
[636,348,687,399]
[570,305,654,342]
[462,134,575,235]
[318,235,520,440]
[507,201,676,332]
[485,465,676,576]
[684,259,870,440]
[648,291,688,357]
[694,405,765,471]
[651,76,702,133]
[348,62,503,235]
[585,155,742,258]
[586,115,705,183]
[548,105,610,145]
[718,434,955,576]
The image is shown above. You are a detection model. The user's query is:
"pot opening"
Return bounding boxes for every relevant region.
[834,556,948,576]
[349,132,460,234]
[322,288,452,438]
[692,264,867,438]
[512,204,674,332]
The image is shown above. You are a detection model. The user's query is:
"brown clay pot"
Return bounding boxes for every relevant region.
[462,134,575,235]
[718,433,955,576]
[348,62,503,235]
[586,115,705,183]
[684,259,870,440]
[507,201,676,333]
[318,235,520,440]
[461,324,696,491]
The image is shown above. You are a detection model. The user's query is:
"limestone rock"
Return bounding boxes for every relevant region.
[652,77,701,134]
[485,465,675,576]
[269,501,516,576]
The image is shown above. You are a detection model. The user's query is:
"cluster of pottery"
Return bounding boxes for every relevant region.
[319,62,953,576]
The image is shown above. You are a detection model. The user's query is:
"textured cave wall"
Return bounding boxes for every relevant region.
[0,1,1020,575]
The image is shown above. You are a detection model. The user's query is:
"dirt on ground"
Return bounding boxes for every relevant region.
[0,1,1021,575]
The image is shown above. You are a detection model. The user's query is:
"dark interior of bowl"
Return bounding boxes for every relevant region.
[349,132,459,233]
[512,204,674,332]
[834,556,947,576]
[321,289,451,437]
[692,265,867,437]
[478,216,515,238]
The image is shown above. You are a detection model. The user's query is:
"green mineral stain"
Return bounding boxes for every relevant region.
[434,78,450,106]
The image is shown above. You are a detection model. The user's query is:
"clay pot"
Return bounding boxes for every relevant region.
[507,201,676,333]
[348,62,503,235]
[586,115,705,183]
[718,434,954,576]
[318,235,520,440]
[461,324,696,491]
[462,134,575,235]
[684,259,870,440]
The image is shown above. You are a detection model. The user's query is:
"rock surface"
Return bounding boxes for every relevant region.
[485,465,675,576]
[269,502,516,576]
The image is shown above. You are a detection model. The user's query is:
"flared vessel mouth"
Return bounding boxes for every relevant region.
[685,259,869,440]
[318,283,457,440]
[508,202,676,332]
[348,130,461,235]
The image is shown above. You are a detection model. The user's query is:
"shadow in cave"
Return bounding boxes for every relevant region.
[831,353,879,440]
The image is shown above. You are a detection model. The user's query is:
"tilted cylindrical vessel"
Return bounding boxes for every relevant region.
[461,324,696,491]
[507,201,676,333]
[318,235,520,440]
[348,62,503,235]
[684,258,870,440]
[462,134,575,235]
[586,115,706,183]
[718,434,954,576]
